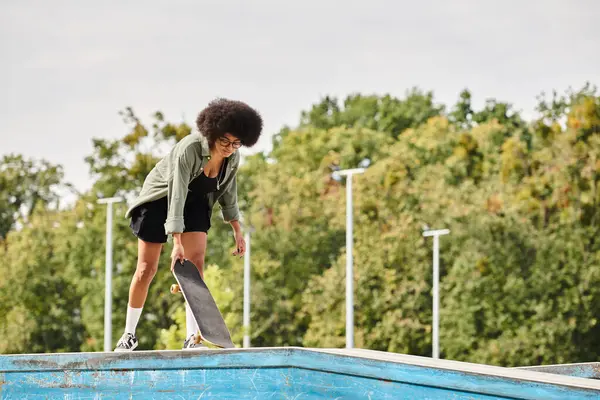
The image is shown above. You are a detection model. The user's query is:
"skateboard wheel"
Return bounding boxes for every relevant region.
[170,284,180,294]
[193,333,202,344]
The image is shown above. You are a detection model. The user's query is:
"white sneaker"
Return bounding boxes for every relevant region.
[114,332,138,352]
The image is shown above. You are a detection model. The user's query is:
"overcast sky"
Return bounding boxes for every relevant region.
[1,0,598,193]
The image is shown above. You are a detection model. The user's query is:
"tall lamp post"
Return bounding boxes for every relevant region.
[332,167,366,349]
[97,196,123,352]
[422,227,450,359]
[243,227,254,348]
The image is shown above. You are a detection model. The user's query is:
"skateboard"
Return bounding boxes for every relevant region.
[170,259,235,348]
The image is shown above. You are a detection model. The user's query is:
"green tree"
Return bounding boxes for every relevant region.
[449,89,474,129]
[275,89,445,145]
[0,154,67,239]
[0,208,86,353]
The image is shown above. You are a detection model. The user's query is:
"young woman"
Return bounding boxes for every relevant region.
[114,98,263,351]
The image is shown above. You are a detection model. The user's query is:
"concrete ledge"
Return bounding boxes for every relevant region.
[1,347,600,399]
[516,361,600,380]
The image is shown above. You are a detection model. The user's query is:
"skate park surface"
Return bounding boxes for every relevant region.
[1,347,599,399]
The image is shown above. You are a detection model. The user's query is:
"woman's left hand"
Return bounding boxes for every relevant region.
[232,231,246,257]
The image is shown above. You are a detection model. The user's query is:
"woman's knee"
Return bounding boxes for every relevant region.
[134,260,158,283]
[134,240,162,284]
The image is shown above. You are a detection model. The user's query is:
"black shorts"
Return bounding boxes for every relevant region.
[129,195,212,244]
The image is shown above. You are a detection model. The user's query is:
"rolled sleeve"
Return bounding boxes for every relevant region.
[164,217,185,235]
[218,174,240,222]
[164,150,192,234]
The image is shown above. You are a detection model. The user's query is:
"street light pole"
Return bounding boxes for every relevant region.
[333,167,366,349]
[243,229,252,348]
[97,196,123,352]
[422,228,450,359]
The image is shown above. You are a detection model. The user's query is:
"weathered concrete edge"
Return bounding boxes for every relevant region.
[1,347,599,396]
[316,348,600,389]
[515,362,600,379]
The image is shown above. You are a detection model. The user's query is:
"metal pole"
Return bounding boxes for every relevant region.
[345,174,353,349]
[243,230,251,348]
[422,228,449,359]
[105,202,113,353]
[98,197,123,352]
[334,168,365,349]
[432,234,439,359]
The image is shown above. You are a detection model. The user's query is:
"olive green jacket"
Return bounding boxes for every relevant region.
[125,131,240,234]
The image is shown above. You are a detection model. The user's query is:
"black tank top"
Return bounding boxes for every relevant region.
[187,157,228,197]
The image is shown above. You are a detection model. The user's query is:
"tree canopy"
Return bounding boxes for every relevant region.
[1,83,599,367]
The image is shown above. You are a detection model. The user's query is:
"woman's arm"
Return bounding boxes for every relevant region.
[229,219,242,235]
[164,148,193,235]
[218,174,240,223]
[230,219,245,256]
[218,173,246,255]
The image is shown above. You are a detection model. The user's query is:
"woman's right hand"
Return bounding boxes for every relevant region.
[171,242,185,271]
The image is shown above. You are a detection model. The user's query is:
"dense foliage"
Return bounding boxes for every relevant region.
[1,84,599,367]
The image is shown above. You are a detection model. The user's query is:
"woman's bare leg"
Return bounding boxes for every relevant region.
[181,232,208,279]
[129,239,163,307]
[115,239,163,351]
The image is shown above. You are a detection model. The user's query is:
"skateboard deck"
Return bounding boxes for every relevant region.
[171,259,235,348]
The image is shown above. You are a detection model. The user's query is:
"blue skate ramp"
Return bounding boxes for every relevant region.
[1,347,599,399]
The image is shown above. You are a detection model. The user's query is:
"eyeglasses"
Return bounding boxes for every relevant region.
[218,137,242,149]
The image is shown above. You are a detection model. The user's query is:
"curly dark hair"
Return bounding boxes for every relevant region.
[196,98,263,148]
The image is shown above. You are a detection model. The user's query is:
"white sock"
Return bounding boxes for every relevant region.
[185,303,199,338]
[125,305,143,335]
